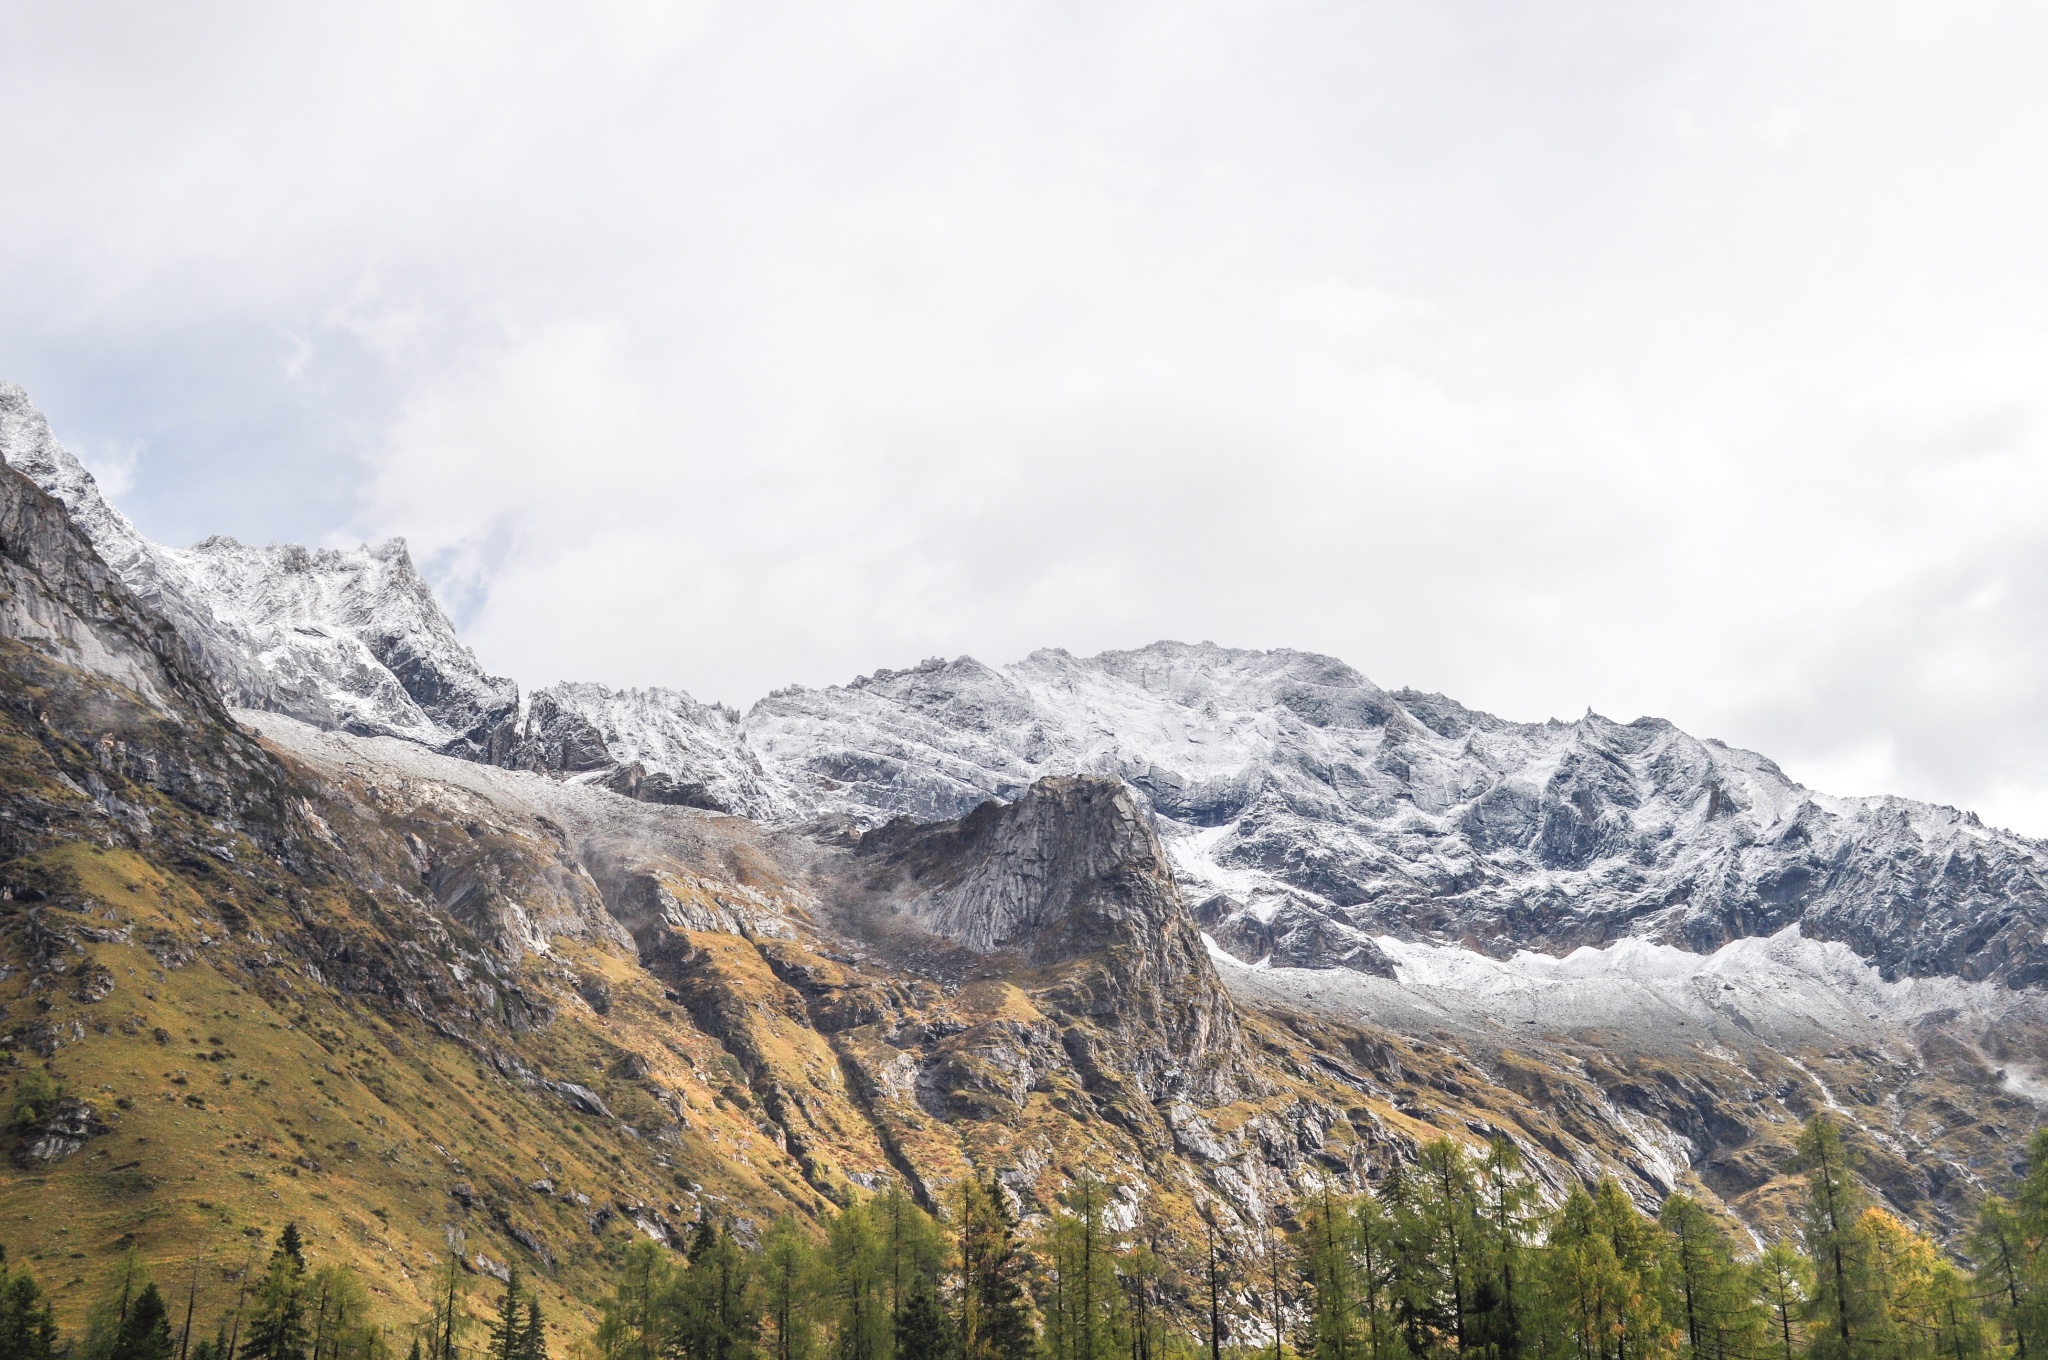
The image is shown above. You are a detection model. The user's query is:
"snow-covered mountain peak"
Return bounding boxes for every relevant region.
[0,385,517,757]
[5,381,2042,992]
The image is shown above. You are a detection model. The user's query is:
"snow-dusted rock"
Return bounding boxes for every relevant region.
[511,682,801,816]
[733,644,2048,988]
[166,534,518,758]
[6,382,2043,990]
[0,384,517,757]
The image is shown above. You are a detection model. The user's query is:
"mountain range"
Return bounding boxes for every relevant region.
[2,379,2043,1334]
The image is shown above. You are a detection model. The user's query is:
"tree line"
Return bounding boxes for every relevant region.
[584,1115,2048,1360]
[0,1223,542,1360]
[6,1114,2046,1360]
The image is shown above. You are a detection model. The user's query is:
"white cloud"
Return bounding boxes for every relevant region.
[78,438,143,499]
[5,2,2048,829]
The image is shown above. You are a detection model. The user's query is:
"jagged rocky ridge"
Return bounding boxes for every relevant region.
[0,384,518,758]
[3,379,2046,1286]
[6,381,2045,993]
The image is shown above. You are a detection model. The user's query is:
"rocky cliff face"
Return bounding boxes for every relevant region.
[0,384,518,757]
[849,776,1249,1105]
[10,382,2037,995]
[526,649,2048,989]
[3,421,2041,1333]
[681,646,2048,989]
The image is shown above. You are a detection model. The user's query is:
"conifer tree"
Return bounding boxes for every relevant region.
[244,1227,311,1360]
[1971,1196,2037,1360]
[1353,1192,1399,1360]
[85,1249,155,1360]
[1750,1242,1810,1360]
[893,1276,949,1360]
[1982,1128,2048,1360]
[307,1266,377,1360]
[957,1179,1032,1360]
[1859,1206,1938,1360]
[1530,1179,1674,1360]
[1476,1139,1538,1360]
[1925,1260,1992,1360]
[423,1239,465,1360]
[1657,1196,1759,1360]
[676,1218,759,1360]
[112,1284,176,1360]
[0,1245,62,1360]
[595,1241,673,1360]
[1042,1176,1120,1360]
[878,1189,948,1345]
[760,1216,820,1360]
[1390,1140,1484,1357]
[1295,1183,1359,1360]
[518,1295,547,1360]
[190,1326,230,1360]
[491,1266,526,1360]
[1797,1115,1876,1360]
[829,1203,888,1360]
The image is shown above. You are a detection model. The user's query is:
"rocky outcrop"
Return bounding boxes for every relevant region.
[508,684,796,816]
[855,777,1250,1104]
[0,384,517,758]
[169,534,520,759]
[0,457,215,717]
[13,1097,109,1166]
[7,383,2045,996]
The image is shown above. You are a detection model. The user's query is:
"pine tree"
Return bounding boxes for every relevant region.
[1797,1115,1876,1360]
[957,1179,1032,1360]
[1972,1196,2038,1360]
[1389,1140,1484,1358]
[1295,1182,1359,1360]
[0,1246,62,1360]
[1925,1260,1992,1360]
[491,1266,525,1360]
[676,1218,759,1360]
[1750,1242,1810,1360]
[1979,1129,2048,1360]
[517,1296,547,1360]
[245,1227,311,1360]
[893,1276,950,1360]
[829,1203,888,1360]
[1042,1176,1120,1360]
[1475,1139,1538,1360]
[1860,1206,1937,1360]
[112,1284,176,1360]
[85,1249,154,1360]
[1353,1192,1399,1360]
[1530,1179,1675,1360]
[594,1241,673,1360]
[760,1216,819,1360]
[1657,1196,1759,1360]
[424,1239,465,1360]
[878,1189,947,1349]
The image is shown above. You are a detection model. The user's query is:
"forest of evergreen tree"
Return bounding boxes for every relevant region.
[6,1116,2046,1360]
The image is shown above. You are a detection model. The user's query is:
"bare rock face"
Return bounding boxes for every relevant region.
[0,384,517,759]
[14,1097,108,1166]
[855,776,1250,1104]
[509,684,795,816]
[6,382,2044,998]
[169,535,520,760]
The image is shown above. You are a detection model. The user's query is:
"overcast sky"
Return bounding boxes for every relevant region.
[4,2,2048,830]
